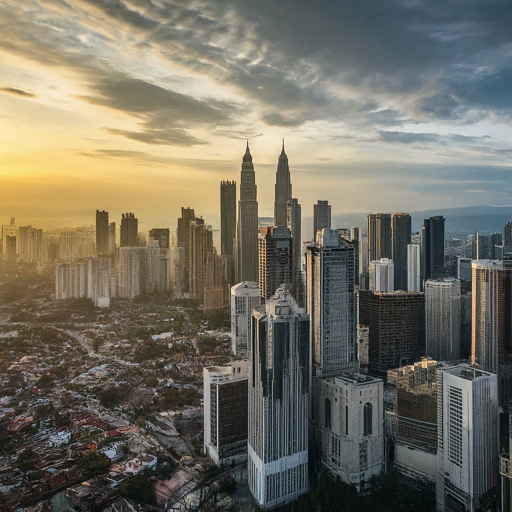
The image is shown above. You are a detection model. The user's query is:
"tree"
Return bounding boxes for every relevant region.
[120,473,156,505]
[78,451,111,477]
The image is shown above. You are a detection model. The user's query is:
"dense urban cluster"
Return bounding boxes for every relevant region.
[1,143,512,511]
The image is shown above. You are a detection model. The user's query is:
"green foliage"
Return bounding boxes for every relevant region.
[120,472,156,505]
[275,472,435,512]
[97,386,130,409]
[204,309,230,330]
[197,335,218,355]
[132,339,169,362]
[9,311,34,323]
[157,387,200,409]
[78,451,111,477]
[36,374,55,391]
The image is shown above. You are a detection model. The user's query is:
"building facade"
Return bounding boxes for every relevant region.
[407,244,421,292]
[313,200,331,239]
[392,213,411,291]
[367,213,392,263]
[120,213,138,248]
[274,143,292,227]
[231,281,261,356]
[421,216,445,283]
[369,258,394,293]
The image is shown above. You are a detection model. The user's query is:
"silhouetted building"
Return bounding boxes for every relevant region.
[313,200,331,239]
[108,222,116,255]
[220,180,236,285]
[392,213,411,290]
[149,228,170,249]
[120,213,138,248]
[96,210,109,255]
[359,290,425,376]
[421,216,445,283]
[274,142,292,227]
[367,213,391,263]
[177,207,196,294]
[287,198,301,275]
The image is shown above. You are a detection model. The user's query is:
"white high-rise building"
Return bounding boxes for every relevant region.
[87,256,111,308]
[118,247,140,299]
[231,281,261,356]
[436,365,499,512]
[55,261,88,300]
[312,373,384,490]
[306,228,357,378]
[425,278,461,361]
[369,258,394,292]
[248,286,309,509]
[407,244,421,292]
[203,360,249,467]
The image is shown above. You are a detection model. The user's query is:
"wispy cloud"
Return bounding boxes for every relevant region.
[0,87,37,98]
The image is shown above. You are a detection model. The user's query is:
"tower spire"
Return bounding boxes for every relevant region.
[243,140,252,163]
[281,138,286,156]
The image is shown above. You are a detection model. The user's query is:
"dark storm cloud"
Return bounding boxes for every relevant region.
[0,87,37,98]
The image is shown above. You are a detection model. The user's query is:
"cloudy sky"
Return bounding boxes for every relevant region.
[1,0,512,230]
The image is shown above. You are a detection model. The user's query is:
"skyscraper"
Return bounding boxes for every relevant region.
[96,210,109,255]
[392,213,411,291]
[287,198,301,275]
[436,365,499,512]
[177,207,196,294]
[120,212,138,248]
[220,180,237,286]
[471,259,512,407]
[313,200,331,239]
[425,278,461,362]
[149,228,170,249]
[505,221,512,250]
[407,244,421,292]
[274,142,292,227]
[237,143,259,283]
[108,222,116,255]
[258,226,294,302]
[87,256,111,308]
[421,216,445,283]
[358,290,425,376]
[369,258,394,292]
[248,286,309,509]
[1,218,17,260]
[306,228,357,377]
[231,281,261,356]
[367,213,392,263]
[476,232,491,259]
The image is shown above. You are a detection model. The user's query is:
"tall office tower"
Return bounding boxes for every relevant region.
[457,257,472,289]
[358,290,425,376]
[274,142,292,227]
[350,227,361,288]
[248,286,309,509]
[360,233,369,289]
[55,261,88,300]
[471,259,512,407]
[87,256,111,308]
[1,217,17,260]
[490,232,503,259]
[306,229,357,377]
[203,360,249,467]
[18,226,42,263]
[220,180,237,286]
[287,199,301,275]
[149,228,170,249]
[95,210,109,255]
[357,324,370,373]
[369,258,394,292]
[501,409,512,511]
[108,222,116,255]
[388,358,439,484]
[177,207,196,294]
[425,278,461,362]
[120,213,138,247]
[313,200,331,239]
[506,221,512,250]
[258,226,294,303]
[140,242,162,294]
[231,282,261,356]
[367,213,392,265]
[407,244,421,292]
[118,247,140,299]
[237,143,259,283]
[446,238,462,256]
[436,365,499,512]
[311,373,384,490]
[476,233,491,259]
[392,213,411,290]
[421,216,445,283]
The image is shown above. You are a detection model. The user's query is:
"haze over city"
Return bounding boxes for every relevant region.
[2,0,512,229]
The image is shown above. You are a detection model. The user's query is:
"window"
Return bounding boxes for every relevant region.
[325,399,331,429]
[363,402,372,436]
[345,405,349,435]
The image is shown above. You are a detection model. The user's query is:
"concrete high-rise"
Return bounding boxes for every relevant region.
[18,226,42,263]
[358,290,425,376]
[231,281,261,356]
[220,180,237,285]
[204,361,249,467]
[87,256,111,308]
[258,226,294,302]
[407,244,421,292]
[505,221,512,251]
[421,216,445,283]
[274,142,292,227]
[149,228,170,249]
[55,261,88,300]
[120,213,138,248]
[471,259,512,407]
[1,218,17,260]
[287,199,301,275]
[108,222,116,255]
[436,365,499,512]
[177,207,196,294]
[367,213,391,263]
[313,200,331,239]
[369,258,394,292]
[96,210,109,255]
[248,286,309,509]
[237,143,259,283]
[392,213,411,291]
[306,228,357,378]
[425,278,461,362]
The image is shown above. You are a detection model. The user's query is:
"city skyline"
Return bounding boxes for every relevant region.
[2,1,512,229]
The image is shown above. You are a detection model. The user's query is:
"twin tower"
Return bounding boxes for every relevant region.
[235,141,297,284]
